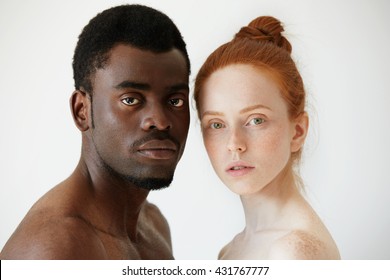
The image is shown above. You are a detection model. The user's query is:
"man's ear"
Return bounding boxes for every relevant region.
[70,90,91,131]
[290,112,309,153]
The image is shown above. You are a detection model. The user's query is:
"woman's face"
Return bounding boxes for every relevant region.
[199,64,304,195]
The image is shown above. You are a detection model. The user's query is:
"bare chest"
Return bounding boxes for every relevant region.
[96,231,173,260]
[93,223,173,260]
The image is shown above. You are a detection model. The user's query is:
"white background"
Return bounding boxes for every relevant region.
[0,0,389,260]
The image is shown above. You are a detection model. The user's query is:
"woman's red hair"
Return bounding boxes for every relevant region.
[194,16,306,162]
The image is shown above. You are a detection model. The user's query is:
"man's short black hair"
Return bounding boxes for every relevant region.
[73,4,190,93]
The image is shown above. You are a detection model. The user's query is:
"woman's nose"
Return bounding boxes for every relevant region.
[227,128,247,153]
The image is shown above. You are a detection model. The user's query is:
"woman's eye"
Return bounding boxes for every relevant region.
[168,98,184,107]
[121,97,141,106]
[248,117,265,126]
[210,122,224,129]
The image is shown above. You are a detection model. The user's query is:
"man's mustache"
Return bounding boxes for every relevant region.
[130,131,180,150]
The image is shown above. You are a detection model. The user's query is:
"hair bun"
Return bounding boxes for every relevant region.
[235,16,292,53]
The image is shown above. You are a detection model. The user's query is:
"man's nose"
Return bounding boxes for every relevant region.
[140,104,172,131]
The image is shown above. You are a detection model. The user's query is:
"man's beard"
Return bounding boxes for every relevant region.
[90,131,177,191]
[98,154,174,191]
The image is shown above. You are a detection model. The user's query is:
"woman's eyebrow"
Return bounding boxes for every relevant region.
[201,104,272,119]
[201,110,223,119]
[239,104,271,114]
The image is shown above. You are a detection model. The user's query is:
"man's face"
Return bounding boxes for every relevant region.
[88,44,190,190]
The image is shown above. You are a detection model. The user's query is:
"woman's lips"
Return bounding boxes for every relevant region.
[225,161,255,177]
[137,139,178,160]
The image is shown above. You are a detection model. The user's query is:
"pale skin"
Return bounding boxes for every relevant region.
[0,45,190,259]
[199,64,340,259]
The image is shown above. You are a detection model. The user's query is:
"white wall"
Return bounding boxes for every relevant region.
[1,0,389,259]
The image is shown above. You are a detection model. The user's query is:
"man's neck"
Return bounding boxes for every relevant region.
[72,157,150,241]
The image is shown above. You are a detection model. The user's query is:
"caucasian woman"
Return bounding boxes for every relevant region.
[194,16,340,259]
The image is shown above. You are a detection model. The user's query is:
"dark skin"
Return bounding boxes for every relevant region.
[0,44,190,259]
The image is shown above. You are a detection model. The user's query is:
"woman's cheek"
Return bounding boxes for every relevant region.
[203,134,225,171]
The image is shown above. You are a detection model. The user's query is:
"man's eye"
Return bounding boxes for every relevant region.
[121,97,141,106]
[248,117,265,126]
[210,122,224,129]
[168,98,184,107]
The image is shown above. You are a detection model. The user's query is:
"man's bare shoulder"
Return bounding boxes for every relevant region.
[268,230,338,260]
[142,201,169,227]
[140,201,171,246]
[1,209,107,260]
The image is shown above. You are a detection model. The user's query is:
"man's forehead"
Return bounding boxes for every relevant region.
[92,45,189,91]
[105,44,187,68]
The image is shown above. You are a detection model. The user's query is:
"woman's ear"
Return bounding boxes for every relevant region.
[291,112,309,153]
[69,90,91,132]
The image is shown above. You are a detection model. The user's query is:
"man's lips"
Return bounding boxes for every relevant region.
[137,139,178,160]
[226,161,255,177]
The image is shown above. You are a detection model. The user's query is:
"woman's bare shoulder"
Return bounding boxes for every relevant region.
[218,240,232,259]
[268,230,340,260]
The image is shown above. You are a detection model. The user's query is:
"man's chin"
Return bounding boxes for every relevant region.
[128,166,176,190]
[131,177,173,191]
[116,170,174,190]
[98,155,175,190]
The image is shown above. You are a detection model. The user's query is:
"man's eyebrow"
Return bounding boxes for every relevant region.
[239,104,271,114]
[114,80,151,91]
[168,83,189,93]
[114,81,189,93]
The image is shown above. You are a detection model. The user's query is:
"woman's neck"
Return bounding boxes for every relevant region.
[240,169,301,234]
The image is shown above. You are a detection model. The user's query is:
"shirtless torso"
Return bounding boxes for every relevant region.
[0,166,173,259]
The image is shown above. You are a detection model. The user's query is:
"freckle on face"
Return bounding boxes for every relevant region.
[200,64,293,195]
